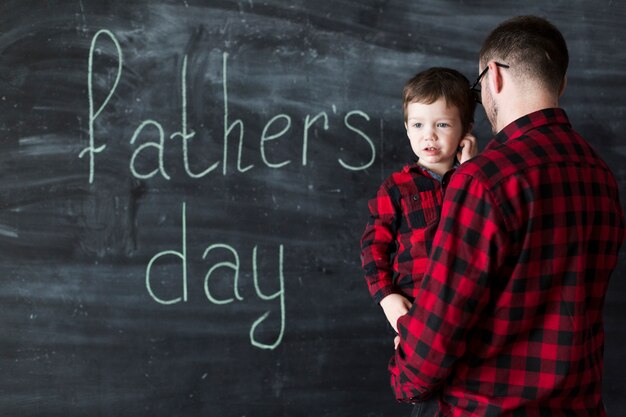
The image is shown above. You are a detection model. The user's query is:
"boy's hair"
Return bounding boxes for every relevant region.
[403,67,475,134]
[479,15,568,95]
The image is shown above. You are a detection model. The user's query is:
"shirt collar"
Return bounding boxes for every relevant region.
[491,108,571,146]
[404,160,459,183]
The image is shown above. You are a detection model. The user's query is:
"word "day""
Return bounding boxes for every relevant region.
[145,202,286,350]
[80,29,377,183]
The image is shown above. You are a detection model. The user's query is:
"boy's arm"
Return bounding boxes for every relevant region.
[360,182,400,304]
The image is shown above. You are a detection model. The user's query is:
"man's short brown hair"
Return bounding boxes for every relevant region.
[403,67,476,134]
[480,15,568,95]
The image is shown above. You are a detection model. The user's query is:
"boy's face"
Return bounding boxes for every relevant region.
[405,98,464,174]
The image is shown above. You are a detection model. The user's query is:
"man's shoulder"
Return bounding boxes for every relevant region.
[454,127,557,186]
[454,147,511,187]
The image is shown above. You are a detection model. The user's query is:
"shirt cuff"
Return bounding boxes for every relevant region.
[372,285,400,305]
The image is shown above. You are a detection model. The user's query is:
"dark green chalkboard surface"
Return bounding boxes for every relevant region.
[1,1,625,416]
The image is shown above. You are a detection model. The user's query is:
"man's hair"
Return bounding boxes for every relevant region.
[403,67,476,134]
[480,15,568,95]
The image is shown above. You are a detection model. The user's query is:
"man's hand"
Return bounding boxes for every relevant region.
[379,293,412,333]
[457,133,478,163]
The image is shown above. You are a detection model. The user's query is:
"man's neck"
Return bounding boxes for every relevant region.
[496,90,559,132]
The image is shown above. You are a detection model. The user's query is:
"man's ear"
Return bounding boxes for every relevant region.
[487,61,504,95]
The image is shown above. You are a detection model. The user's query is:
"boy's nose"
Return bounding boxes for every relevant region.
[423,129,437,141]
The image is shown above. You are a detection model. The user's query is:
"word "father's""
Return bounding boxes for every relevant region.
[80,30,377,183]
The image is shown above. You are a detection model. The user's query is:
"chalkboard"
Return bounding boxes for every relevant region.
[2,1,625,416]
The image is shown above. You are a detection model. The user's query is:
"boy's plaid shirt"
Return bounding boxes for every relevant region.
[390,109,625,417]
[361,163,449,304]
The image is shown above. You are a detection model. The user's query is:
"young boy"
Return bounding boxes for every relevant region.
[360,67,477,334]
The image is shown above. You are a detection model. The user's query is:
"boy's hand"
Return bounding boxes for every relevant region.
[379,293,412,333]
[457,133,478,163]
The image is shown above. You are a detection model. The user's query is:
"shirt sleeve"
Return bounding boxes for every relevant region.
[360,181,400,304]
[389,172,509,401]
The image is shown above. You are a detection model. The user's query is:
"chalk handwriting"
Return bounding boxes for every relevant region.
[83,30,376,183]
[80,29,123,184]
[83,29,375,350]
[146,202,286,350]
[171,55,221,177]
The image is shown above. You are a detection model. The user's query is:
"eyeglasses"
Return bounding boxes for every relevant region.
[470,62,510,104]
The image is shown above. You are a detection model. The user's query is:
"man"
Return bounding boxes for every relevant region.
[390,15,625,417]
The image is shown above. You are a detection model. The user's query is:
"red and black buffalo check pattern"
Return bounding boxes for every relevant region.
[361,164,447,304]
[390,109,626,417]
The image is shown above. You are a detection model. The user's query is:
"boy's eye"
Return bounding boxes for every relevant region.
[413,123,422,128]
[437,122,450,128]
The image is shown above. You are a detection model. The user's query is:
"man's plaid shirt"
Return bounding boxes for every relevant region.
[390,109,625,417]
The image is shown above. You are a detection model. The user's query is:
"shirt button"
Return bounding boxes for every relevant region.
[413,195,418,201]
